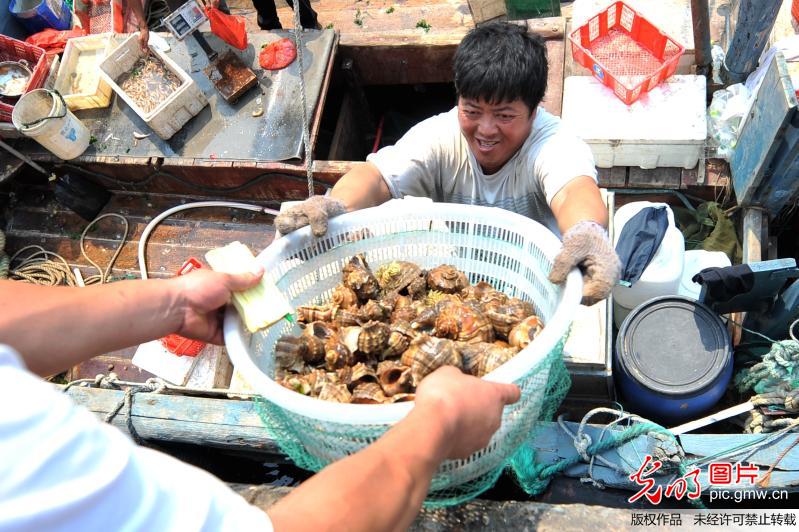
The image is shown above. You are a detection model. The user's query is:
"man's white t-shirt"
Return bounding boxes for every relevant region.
[0,345,273,532]
[367,107,597,234]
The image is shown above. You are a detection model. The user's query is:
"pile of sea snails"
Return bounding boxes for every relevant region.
[274,254,543,404]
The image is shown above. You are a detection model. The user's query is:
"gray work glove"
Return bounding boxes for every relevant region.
[548,221,621,306]
[274,196,348,237]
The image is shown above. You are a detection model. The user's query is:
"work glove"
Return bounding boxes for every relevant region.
[548,221,621,307]
[274,195,348,237]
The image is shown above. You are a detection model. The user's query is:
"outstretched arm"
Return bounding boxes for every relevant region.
[275,162,392,236]
[0,269,262,377]
[267,366,520,532]
[549,175,608,233]
[548,176,619,306]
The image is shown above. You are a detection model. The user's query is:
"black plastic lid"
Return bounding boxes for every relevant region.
[616,296,732,396]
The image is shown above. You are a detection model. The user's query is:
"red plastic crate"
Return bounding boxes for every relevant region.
[0,35,49,123]
[793,0,799,24]
[568,1,685,105]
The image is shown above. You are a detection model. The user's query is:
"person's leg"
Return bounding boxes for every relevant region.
[252,0,282,30]
[284,0,320,29]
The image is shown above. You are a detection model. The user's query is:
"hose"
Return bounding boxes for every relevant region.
[137,201,280,280]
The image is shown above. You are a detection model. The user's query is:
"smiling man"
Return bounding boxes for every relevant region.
[276,22,620,305]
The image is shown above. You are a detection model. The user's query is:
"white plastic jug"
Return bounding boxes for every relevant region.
[612,202,685,328]
[678,250,732,300]
[12,89,90,160]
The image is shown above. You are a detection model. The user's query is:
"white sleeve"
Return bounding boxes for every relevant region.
[0,346,273,532]
[366,114,448,200]
[533,125,598,205]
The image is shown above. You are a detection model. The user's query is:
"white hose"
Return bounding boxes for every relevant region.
[138,201,280,279]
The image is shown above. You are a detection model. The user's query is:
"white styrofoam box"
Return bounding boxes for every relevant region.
[612,202,685,328]
[562,75,707,169]
[98,33,207,140]
[571,0,695,74]
[54,33,114,111]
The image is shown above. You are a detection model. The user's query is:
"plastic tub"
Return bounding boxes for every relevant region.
[54,33,115,111]
[12,89,90,160]
[98,34,207,140]
[612,201,685,328]
[615,295,733,423]
[9,0,71,33]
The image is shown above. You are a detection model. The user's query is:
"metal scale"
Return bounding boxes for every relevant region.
[163,0,257,103]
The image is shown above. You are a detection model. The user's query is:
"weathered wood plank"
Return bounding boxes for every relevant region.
[627,167,682,189]
[543,39,565,117]
[731,51,798,206]
[465,0,505,25]
[62,384,283,454]
[722,0,782,84]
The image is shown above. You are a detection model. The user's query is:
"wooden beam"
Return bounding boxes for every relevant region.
[722,0,782,84]
[62,385,283,455]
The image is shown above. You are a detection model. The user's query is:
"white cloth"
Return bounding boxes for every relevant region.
[367,107,598,234]
[0,346,273,532]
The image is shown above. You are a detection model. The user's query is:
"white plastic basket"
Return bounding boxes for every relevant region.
[224,202,581,495]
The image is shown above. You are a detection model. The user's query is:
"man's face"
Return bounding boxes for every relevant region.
[457,97,535,174]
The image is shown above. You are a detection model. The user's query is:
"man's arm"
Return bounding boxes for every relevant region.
[267,366,519,531]
[549,175,608,234]
[0,270,261,377]
[330,161,393,212]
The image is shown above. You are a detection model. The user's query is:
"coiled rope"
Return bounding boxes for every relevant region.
[5,213,129,286]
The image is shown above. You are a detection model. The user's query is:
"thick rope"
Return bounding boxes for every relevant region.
[0,230,8,280]
[735,339,799,395]
[6,214,129,286]
[290,0,314,198]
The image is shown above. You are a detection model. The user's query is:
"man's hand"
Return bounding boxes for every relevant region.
[274,195,348,237]
[415,366,520,459]
[170,268,263,344]
[138,27,150,52]
[548,220,620,306]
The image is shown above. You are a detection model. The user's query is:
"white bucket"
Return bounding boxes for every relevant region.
[612,201,685,328]
[11,89,90,160]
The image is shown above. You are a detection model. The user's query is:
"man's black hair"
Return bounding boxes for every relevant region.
[454,22,548,114]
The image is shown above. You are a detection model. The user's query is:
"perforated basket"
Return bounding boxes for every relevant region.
[224,202,581,502]
[568,1,685,105]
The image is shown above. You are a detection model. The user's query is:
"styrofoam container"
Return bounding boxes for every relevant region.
[612,201,685,328]
[54,33,115,111]
[677,250,732,301]
[562,74,706,169]
[98,33,207,140]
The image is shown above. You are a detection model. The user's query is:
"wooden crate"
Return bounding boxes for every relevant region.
[98,34,207,140]
[54,33,115,111]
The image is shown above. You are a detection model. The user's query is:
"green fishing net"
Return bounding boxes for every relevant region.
[254,337,571,507]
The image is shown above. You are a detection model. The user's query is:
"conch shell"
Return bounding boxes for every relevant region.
[376,360,414,396]
[400,334,462,384]
[486,298,535,339]
[458,341,520,377]
[427,264,468,294]
[351,382,387,404]
[342,254,380,302]
[508,315,544,349]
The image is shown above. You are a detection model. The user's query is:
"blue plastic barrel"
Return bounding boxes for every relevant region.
[9,0,72,33]
[615,295,733,424]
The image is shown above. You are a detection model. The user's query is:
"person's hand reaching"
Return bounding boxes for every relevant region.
[169,268,263,344]
[415,366,520,459]
[548,221,621,306]
[274,196,348,237]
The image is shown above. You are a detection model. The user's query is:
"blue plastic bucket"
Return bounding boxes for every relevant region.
[9,0,72,33]
[615,295,733,424]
